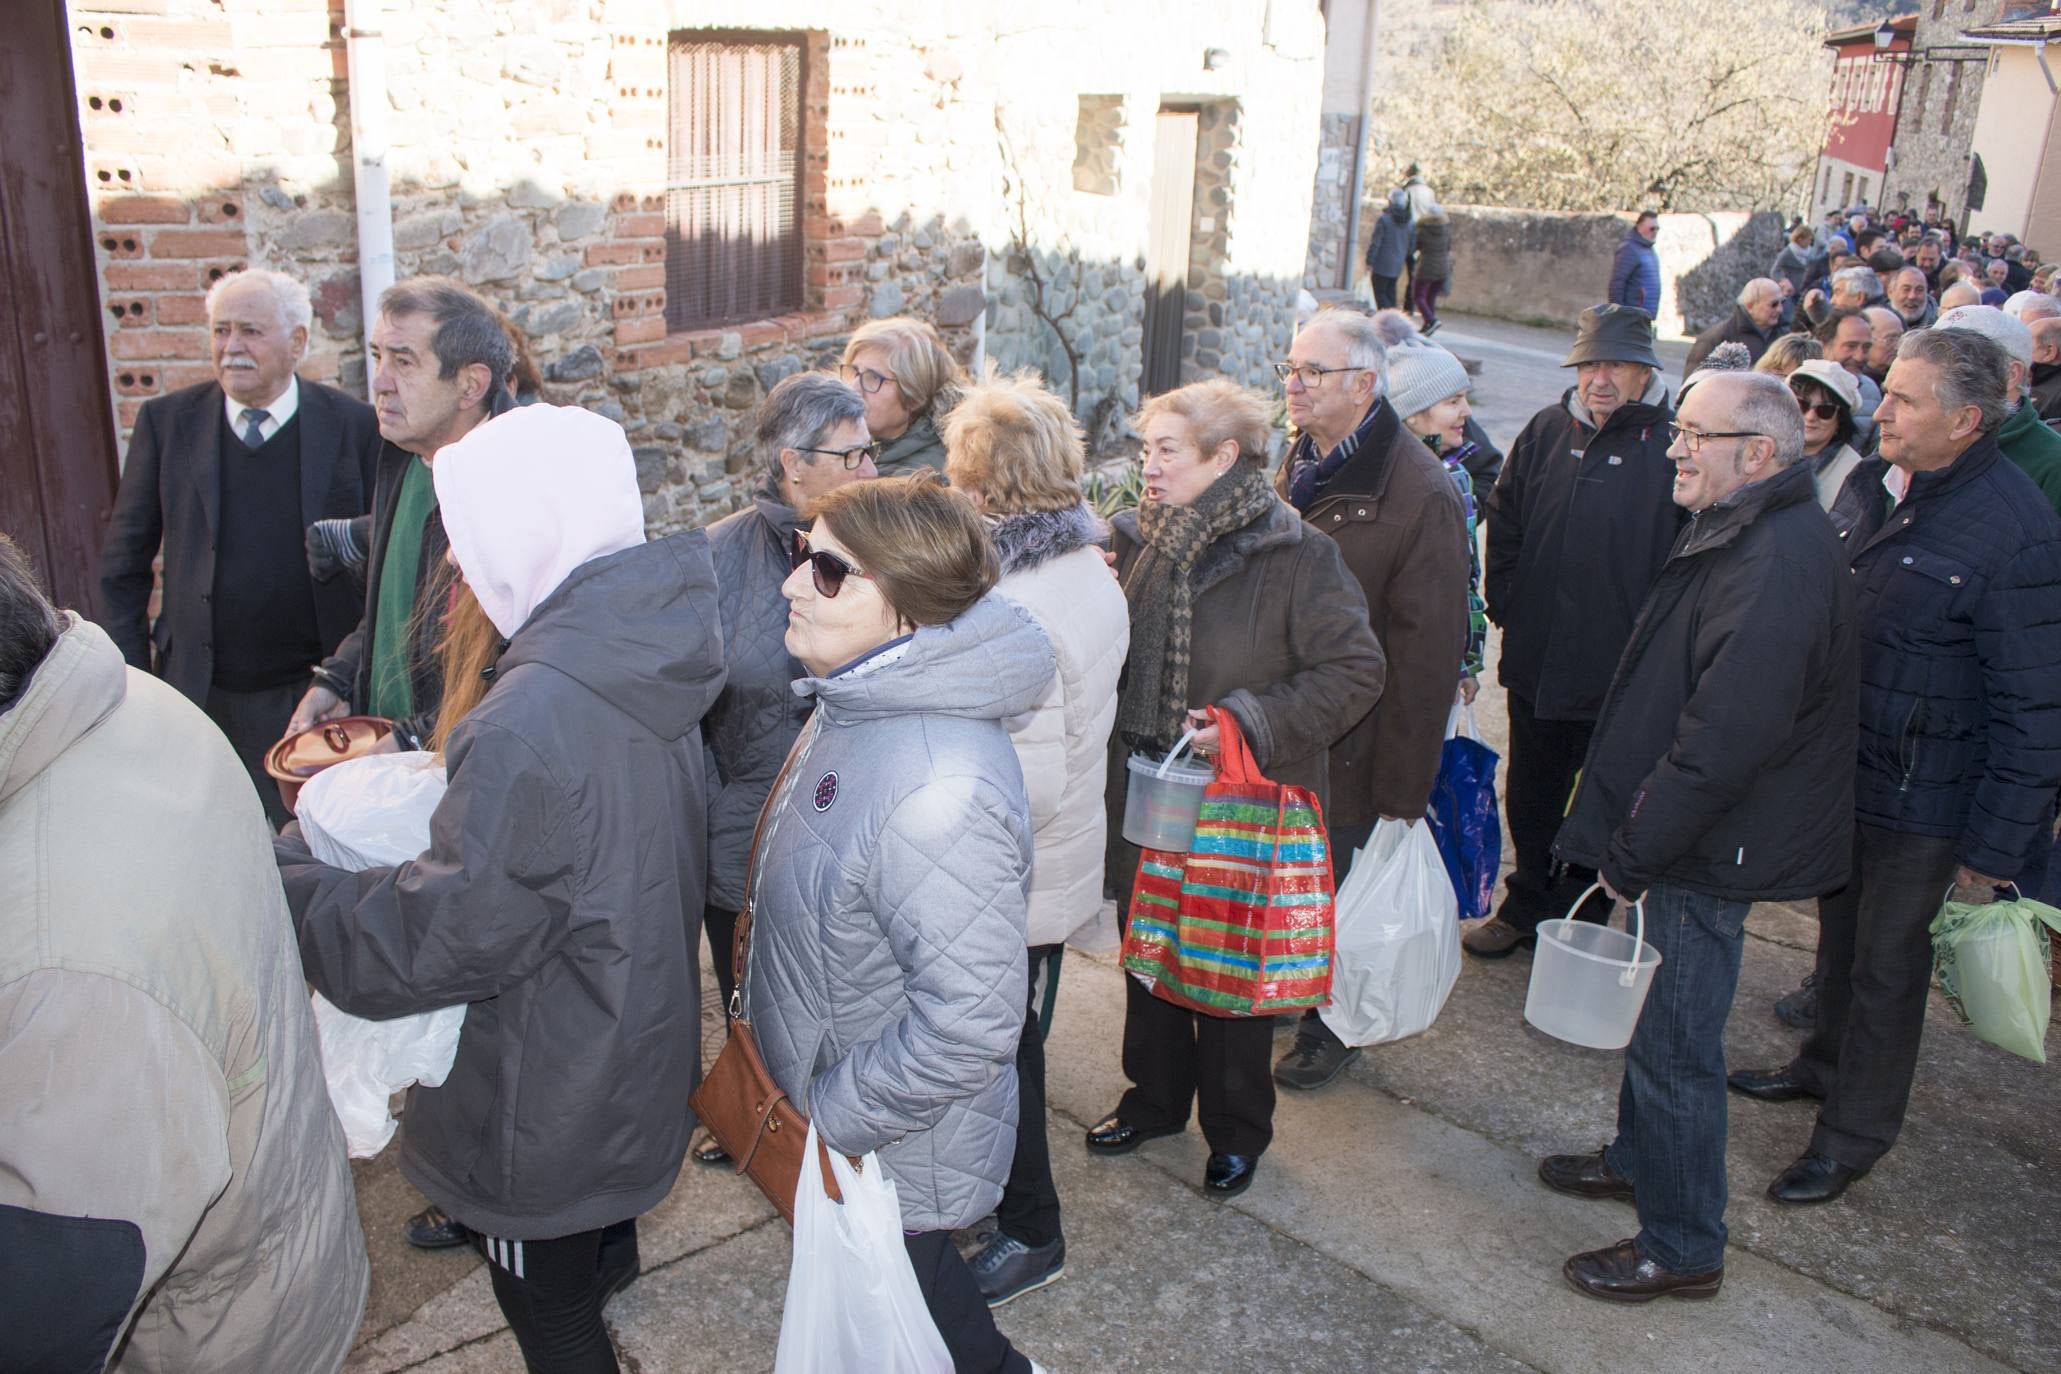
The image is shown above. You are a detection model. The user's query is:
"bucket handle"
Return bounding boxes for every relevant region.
[1154,727,1200,779]
[1552,882,1647,988]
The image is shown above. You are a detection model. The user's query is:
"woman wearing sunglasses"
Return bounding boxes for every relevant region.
[839,316,964,477]
[1789,359,1865,511]
[694,372,878,1168]
[749,474,1056,1373]
[1086,380,1384,1200]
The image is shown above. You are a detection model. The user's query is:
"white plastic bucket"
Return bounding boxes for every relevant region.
[1121,729,1214,852]
[1523,884,1662,1050]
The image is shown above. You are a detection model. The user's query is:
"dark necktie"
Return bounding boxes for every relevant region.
[240,407,270,449]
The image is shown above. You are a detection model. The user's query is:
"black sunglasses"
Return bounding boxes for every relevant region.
[792,530,872,598]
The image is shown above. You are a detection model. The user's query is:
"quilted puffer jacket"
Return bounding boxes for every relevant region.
[704,475,811,911]
[1832,436,2061,874]
[990,505,1128,947]
[744,594,1055,1232]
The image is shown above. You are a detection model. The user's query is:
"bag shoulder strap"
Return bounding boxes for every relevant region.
[731,721,816,1013]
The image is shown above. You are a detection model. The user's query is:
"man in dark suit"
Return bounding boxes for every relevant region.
[98,268,380,827]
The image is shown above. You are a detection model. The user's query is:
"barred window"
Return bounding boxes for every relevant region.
[665,33,804,331]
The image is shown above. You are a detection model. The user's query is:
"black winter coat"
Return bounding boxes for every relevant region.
[1828,438,2061,875]
[1682,306,1774,377]
[1484,384,1685,720]
[1554,461,1858,901]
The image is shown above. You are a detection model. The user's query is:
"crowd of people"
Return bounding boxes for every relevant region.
[4,178,2061,1372]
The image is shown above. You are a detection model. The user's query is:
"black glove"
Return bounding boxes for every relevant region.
[306,517,368,582]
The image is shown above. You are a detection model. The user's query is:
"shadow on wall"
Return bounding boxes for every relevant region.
[94,172,1304,532]
[1352,203,1784,338]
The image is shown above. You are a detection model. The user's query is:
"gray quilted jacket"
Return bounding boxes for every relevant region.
[704,475,812,911]
[744,593,1054,1231]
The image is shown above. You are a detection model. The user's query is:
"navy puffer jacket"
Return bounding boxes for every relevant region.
[1835,437,2061,874]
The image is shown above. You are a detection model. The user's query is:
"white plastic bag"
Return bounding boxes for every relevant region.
[1319,817,1461,1047]
[774,1123,952,1374]
[297,752,467,1158]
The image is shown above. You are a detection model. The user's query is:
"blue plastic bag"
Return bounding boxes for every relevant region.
[1426,704,1501,919]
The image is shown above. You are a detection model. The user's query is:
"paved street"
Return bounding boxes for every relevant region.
[340,316,2058,1374]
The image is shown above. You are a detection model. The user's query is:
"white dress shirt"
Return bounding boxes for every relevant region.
[222,376,302,447]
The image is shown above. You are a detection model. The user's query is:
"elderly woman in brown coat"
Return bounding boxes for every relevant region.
[1086,380,1385,1200]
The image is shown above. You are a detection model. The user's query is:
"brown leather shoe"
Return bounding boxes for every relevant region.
[1538,1149,1635,1202]
[1564,1238,1723,1303]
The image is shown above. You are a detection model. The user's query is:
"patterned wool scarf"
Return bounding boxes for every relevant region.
[1118,461,1280,749]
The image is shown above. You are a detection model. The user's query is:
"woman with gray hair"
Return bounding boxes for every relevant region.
[840,316,964,476]
[693,372,876,1167]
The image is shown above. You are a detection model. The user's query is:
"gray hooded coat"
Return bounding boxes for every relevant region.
[275,531,726,1240]
[745,594,1056,1232]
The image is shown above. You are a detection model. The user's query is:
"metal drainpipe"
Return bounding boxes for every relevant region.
[971,243,988,374]
[343,0,395,389]
[1339,0,1380,290]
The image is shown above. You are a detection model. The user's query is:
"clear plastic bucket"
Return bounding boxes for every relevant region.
[1523,884,1662,1050]
[1121,730,1214,852]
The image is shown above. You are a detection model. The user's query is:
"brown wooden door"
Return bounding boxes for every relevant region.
[0,1,120,613]
[1142,109,1199,398]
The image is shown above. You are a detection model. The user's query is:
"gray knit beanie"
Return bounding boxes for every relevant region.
[1385,337,1471,420]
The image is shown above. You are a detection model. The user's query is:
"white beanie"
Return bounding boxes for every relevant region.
[1788,359,1860,414]
[1384,338,1471,421]
[432,403,647,638]
[1935,304,2033,368]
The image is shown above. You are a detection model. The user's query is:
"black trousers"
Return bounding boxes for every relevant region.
[703,904,739,1010]
[996,944,1064,1249]
[1793,824,1960,1170]
[1498,690,1610,933]
[1118,971,1276,1157]
[205,677,303,830]
[903,1232,1033,1373]
[1371,274,1400,310]
[474,1218,638,1374]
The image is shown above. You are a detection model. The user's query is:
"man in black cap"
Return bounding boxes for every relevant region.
[1468,304,1685,958]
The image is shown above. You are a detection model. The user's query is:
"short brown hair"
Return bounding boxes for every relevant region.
[811,473,998,628]
[842,316,963,415]
[940,370,1085,514]
[1134,380,1272,466]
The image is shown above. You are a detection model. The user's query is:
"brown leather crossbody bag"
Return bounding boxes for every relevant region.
[687,743,851,1223]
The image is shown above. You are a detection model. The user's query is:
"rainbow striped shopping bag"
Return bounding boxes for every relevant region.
[1121,706,1336,1017]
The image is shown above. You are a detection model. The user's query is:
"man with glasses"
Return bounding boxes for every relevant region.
[1541,370,1858,1302]
[1467,304,1684,959]
[1272,307,1470,1090]
[692,372,877,1167]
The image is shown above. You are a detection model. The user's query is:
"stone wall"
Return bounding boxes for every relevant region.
[1879,4,1990,225]
[71,0,1326,529]
[1353,203,1783,337]
[1304,112,1359,291]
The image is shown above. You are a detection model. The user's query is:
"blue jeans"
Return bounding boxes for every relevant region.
[1602,882,1749,1274]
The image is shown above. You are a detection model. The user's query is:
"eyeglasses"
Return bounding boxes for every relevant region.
[1272,362,1369,389]
[794,442,881,471]
[837,363,898,396]
[792,530,872,598]
[1666,423,1767,455]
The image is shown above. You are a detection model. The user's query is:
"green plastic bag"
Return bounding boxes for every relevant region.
[1929,895,2061,1063]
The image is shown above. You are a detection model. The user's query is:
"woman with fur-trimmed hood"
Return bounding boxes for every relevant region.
[942,371,1128,1308]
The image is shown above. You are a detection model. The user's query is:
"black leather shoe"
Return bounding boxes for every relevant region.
[1726,1066,1822,1103]
[403,1204,472,1251]
[1204,1153,1259,1198]
[1084,1114,1183,1155]
[1564,1238,1722,1303]
[690,1127,732,1167]
[1538,1149,1636,1202]
[1767,1151,1868,1205]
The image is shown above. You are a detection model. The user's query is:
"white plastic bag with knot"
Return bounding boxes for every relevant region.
[297,751,466,1158]
[774,1122,952,1374]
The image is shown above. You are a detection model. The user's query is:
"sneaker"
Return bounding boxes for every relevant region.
[1272,1028,1361,1090]
[1774,973,1818,1030]
[1462,916,1534,960]
[969,1232,1065,1308]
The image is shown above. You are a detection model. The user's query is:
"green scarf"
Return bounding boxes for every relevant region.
[1118,462,1280,749]
[369,457,437,719]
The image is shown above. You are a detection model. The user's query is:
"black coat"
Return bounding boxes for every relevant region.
[97,379,381,706]
[314,386,516,748]
[1682,305,1774,376]
[1484,384,1685,720]
[1828,438,2061,875]
[1554,461,1858,901]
